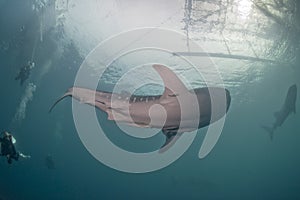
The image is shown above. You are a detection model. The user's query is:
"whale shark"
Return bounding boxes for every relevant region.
[50,65,231,151]
[262,84,297,140]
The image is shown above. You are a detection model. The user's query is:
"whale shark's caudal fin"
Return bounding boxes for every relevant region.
[49,89,72,113]
[261,125,274,140]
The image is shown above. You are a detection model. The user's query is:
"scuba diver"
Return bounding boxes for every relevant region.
[45,154,56,170]
[0,131,30,164]
[15,61,35,86]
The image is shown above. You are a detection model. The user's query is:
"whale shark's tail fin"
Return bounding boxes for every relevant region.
[49,89,72,113]
[261,125,274,140]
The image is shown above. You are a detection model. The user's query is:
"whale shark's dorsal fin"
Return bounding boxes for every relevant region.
[152,64,188,98]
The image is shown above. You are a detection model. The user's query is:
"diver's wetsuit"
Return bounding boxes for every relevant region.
[0,135,19,164]
[15,62,34,86]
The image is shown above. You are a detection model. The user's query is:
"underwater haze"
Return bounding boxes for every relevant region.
[0,0,300,199]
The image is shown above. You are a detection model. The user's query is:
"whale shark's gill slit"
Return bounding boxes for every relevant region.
[96,100,105,105]
[128,95,162,103]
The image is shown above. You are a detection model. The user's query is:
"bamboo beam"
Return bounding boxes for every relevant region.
[172,52,286,64]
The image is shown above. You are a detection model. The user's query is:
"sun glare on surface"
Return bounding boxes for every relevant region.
[237,0,253,19]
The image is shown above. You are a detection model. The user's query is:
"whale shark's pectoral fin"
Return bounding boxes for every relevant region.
[152,64,188,98]
[162,131,177,147]
[159,129,182,153]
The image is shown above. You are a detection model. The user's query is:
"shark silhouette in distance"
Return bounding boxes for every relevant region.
[262,84,297,140]
[50,65,231,152]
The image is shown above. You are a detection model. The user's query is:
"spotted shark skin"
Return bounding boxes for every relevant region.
[50,65,231,151]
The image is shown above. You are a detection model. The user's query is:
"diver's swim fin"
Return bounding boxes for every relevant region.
[19,152,31,159]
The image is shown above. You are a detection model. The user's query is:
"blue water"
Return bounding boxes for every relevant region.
[1,1,300,199]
